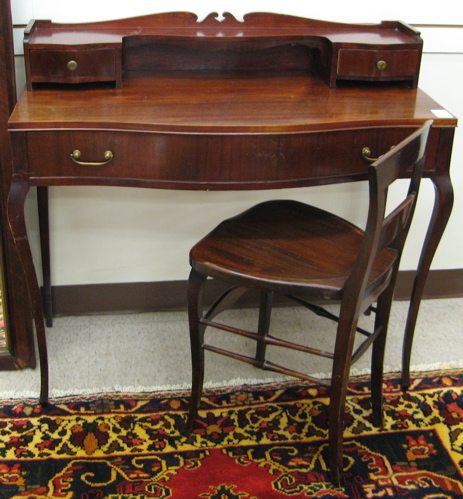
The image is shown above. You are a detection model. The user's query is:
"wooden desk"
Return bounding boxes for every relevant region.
[7,12,456,402]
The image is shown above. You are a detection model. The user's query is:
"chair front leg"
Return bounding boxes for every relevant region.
[186,268,208,436]
[255,291,273,364]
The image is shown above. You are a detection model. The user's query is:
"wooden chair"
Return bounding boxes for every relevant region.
[185,121,432,485]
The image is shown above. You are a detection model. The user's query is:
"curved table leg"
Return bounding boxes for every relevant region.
[8,175,49,405]
[402,131,455,390]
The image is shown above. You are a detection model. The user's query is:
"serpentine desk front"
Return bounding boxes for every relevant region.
[7,12,457,403]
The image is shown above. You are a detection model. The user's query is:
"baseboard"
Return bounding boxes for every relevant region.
[395,269,463,301]
[49,268,463,317]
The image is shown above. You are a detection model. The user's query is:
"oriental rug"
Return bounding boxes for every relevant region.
[1,369,463,498]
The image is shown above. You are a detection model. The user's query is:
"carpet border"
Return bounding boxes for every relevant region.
[2,367,463,403]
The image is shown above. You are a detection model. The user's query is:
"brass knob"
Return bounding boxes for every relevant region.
[362,145,395,163]
[70,150,114,166]
[67,60,78,71]
[376,60,387,71]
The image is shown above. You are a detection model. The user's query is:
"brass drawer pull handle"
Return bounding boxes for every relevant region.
[71,150,114,166]
[362,145,394,163]
[67,60,78,71]
[377,60,387,70]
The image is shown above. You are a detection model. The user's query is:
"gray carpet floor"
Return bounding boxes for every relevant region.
[1,298,462,399]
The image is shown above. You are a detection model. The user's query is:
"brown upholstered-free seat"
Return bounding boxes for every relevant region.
[185,121,432,485]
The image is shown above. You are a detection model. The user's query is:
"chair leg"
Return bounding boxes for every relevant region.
[255,291,273,364]
[370,282,395,428]
[185,269,208,436]
[329,373,350,486]
[329,316,359,486]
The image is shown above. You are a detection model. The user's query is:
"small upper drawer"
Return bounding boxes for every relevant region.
[337,49,420,80]
[28,48,118,86]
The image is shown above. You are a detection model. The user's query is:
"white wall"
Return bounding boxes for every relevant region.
[11,1,463,286]
[11,0,463,25]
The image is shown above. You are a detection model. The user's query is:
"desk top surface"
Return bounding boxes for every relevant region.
[9,72,457,134]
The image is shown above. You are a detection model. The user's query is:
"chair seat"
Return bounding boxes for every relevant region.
[190,200,398,299]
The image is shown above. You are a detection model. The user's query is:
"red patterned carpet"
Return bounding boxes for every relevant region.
[1,369,462,498]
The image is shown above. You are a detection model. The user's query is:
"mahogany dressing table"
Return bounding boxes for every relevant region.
[7,12,456,403]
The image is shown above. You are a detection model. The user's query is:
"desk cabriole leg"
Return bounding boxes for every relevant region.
[402,128,455,390]
[8,175,49,405]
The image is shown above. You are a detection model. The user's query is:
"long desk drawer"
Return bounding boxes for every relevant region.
[26,128,431,188]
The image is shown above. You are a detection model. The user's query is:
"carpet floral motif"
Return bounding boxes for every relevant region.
[0,370,462,498]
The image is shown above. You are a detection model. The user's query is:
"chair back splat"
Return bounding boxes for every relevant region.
[185,120,432,486]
